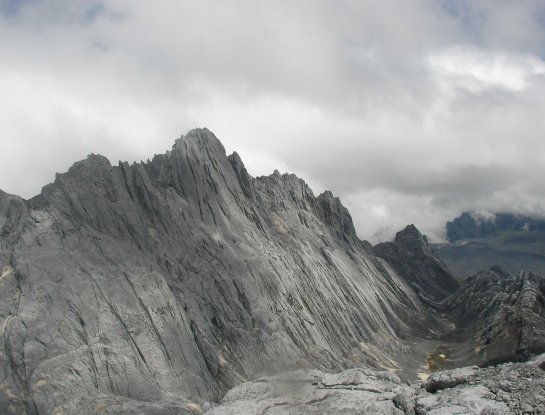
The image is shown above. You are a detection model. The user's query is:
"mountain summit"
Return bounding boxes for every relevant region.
[374,225,460,301]
[1,129,544,415]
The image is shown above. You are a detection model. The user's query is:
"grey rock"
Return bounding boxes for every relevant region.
[416,357,545,414]
[205,367,413,415]
[0,129,437,414]
[416,384,511,414]
[206,357,545,414]
[46,394,201,415]
[438,267,545,367]
[1,128,544,414]
[374,225,460,301]
[393,390,416,415]
[422,367,478,393]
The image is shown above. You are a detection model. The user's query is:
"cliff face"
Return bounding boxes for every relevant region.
[2,129,545,415]
[440,267,545,366]
[374,225,460,302]
[0,129,439,414]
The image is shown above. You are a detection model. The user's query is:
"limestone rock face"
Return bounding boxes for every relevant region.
[440,267,545,366]
[2,128,544,414]
[416,357,545,414]
[205,368,416,415]
[0,129,437,414]
[374,225,460,301]
[205,356,545,415]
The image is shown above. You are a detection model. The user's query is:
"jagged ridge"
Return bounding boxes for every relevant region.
[438,267,545,366]
[0,129,439,414]
[1,129,543,415]
[374,225,460,302]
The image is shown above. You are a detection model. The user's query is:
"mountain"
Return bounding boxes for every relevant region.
[428,266,545,372]
[446,212,545,242]
[374,225,460,301]
[432,212,545,278]
[1,129,544,415]
[0,129,447,414]
[439,267,545,365]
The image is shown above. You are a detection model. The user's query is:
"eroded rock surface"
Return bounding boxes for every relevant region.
[0,129,440,414]
[206,356,545,414]
[417,356,545,414]
[374,225,460,302]
[437,267,545,367]
[1,128,544,414]
[205,368,416,415]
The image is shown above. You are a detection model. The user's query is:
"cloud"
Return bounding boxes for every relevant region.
[471,210,497,224]
[430,45,545,92]
[1,1,545,242]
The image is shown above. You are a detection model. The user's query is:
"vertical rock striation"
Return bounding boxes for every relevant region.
[438,267,545,366]
[374,225,460,301]
[0,129,442,414]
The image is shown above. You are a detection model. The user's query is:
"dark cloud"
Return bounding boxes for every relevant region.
[1,0,545,242]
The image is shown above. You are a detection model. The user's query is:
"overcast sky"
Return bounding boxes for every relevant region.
[1,0,545,242]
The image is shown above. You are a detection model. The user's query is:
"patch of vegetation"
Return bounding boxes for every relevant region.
[426,350,447,372]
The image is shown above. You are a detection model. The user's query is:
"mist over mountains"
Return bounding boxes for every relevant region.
[3,2,545,413]
[433,212,545,279]
[3,1,545,246]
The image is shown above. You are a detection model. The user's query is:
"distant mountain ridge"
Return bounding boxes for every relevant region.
[433,211,545,278]
[374,224,460,301]
[447,211,545,242]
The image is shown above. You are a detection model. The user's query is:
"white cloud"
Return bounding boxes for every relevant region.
[1,1,545,242]
[430,45,545,92]
[471,210,496,224]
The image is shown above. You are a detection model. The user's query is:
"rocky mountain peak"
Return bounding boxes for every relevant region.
[0,189,25,236]
[1,128,544,415]
[374,224,460,301]
[394,224,428,247]
[1,128,442,414]
[316,190,357,241]
[227,151,254,199]
[66,153,112,175]
[171,128,227,162]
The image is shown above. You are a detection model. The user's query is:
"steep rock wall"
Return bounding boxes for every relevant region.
[0,129,437,414]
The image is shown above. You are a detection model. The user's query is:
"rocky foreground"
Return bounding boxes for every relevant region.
[204,355,545,415]
[35,356,545,414]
